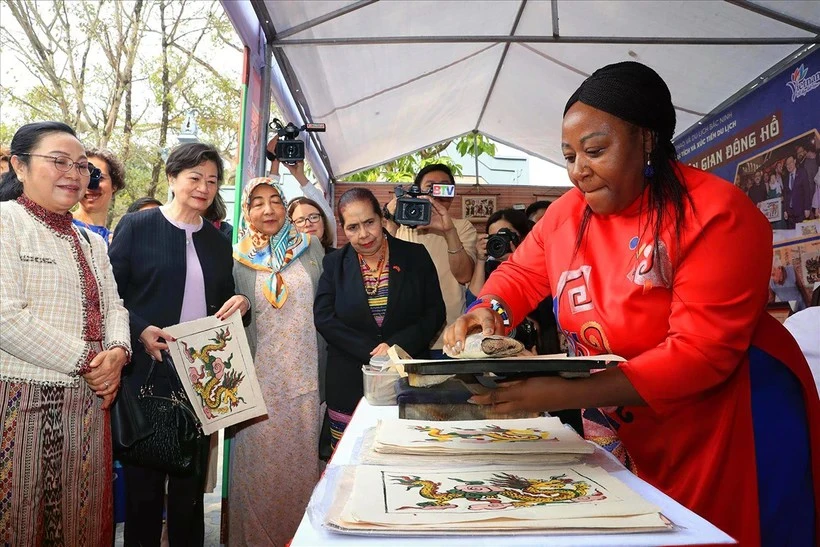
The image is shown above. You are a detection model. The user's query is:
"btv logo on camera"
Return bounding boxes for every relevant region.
[432,184,455,198]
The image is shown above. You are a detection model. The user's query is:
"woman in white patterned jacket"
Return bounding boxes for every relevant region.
[0,121,131,547]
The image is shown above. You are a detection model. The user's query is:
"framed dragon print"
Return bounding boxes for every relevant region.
[164,312,267,434]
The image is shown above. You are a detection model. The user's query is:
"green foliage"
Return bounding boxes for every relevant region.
[2,0,243,228]
[341,133,493,183]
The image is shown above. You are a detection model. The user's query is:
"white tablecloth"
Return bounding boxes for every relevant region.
[292,400,735,546]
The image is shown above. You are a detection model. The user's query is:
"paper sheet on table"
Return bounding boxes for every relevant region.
[373,417,594,455]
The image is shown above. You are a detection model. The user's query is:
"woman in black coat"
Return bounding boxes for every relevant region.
[314,188,445,448]
[109,143,249,547]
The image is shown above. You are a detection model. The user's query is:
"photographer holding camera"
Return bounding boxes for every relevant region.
[265,130,337,247]
[384,164,476,358]
[468,208,561,356]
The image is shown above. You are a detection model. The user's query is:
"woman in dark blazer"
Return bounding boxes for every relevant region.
[314,188,445,447]
[109,143,249,547]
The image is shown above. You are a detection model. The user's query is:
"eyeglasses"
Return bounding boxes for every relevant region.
[17,153,91,176]
[292,213,322,227]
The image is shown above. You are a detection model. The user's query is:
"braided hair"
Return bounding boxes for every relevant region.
[564,62,693,259]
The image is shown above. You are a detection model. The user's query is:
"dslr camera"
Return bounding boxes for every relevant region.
[486,228,520,259]
[87,162,102,190]
[268,118,326,165]
[393,182,455,227]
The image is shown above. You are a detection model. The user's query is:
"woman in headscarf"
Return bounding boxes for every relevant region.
[227,176,325,547]
[0,121,131,546]
[444,62,819,546]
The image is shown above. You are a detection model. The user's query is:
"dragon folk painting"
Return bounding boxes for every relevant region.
[165,313,267,435]
[347,465,661,525]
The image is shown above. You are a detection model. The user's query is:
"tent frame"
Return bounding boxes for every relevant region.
[249,0,820,181]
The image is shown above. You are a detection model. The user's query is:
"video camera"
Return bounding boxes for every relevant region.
[393,182,455,227]
[486,228,520,259]
[268,118,326,165]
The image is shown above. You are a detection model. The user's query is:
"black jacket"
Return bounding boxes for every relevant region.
[109,207,241,390]
[314,235,445,413]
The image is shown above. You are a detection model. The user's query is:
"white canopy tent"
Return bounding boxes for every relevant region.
[224,0,819,187]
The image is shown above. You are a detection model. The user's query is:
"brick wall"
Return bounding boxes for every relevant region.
[330,183,570,246]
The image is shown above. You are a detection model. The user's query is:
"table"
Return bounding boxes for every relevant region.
[291,400,736,546]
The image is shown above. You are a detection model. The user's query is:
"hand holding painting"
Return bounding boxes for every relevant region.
[215,294,250,320]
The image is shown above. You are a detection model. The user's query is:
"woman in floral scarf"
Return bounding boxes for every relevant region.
[227,176,325,547]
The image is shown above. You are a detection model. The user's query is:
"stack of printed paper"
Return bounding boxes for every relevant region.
[371,417,595,456]
[359,427,582,466]
[326,464,672,534]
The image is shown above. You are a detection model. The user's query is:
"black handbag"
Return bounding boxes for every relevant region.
[110,379,154,452]
[117,351,204,475]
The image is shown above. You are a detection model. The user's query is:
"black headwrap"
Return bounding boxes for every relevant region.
[564,61,676,143]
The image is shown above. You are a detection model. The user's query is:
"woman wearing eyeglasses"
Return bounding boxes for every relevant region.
[289,197,334,252]
[0,122,131,546]
[263,148,337,251]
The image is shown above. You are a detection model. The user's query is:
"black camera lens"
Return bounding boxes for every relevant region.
[486,228,520,259]
[404,204,423,219]
[486,235,509,259]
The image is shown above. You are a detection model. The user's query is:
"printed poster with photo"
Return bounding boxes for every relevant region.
[770,235,820,313]
[164,312,267,435]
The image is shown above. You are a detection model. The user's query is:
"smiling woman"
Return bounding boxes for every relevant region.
[72,148,126,244]
[444,61,820,546]
[107,142,250,546]
[0,121,131,546]
[227,176,327,546]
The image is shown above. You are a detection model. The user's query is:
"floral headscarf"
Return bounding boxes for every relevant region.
[233,177,310,308]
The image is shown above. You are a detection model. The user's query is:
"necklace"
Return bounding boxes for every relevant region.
[359,244,388,297]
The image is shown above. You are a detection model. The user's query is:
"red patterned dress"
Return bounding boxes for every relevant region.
[0,195,131,546]
[482,164,820,546]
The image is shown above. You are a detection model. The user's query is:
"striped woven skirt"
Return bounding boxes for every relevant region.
[327,407,353,452]
[0,380,113,546]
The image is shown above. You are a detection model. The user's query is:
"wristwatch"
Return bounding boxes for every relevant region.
[382,203,393,221]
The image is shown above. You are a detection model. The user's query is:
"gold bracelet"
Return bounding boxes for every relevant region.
[447,245,464,255]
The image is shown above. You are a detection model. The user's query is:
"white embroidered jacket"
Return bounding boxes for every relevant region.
[0,201,131,386]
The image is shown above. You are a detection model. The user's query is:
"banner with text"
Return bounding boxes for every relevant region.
[675,49,820,310]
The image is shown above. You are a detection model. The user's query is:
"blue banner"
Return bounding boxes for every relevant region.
[675,49,819,232]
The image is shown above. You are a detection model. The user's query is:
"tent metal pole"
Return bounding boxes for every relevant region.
[474,132,480,186]
[723,0,820,35]
[276,0,380,40]
[253,0,337,183]
[475,0,528,131]
[250,0,277,42]
[257,42,273,177]
[271,47,337,182]
[551,0,559,38]
[273,35,820,46]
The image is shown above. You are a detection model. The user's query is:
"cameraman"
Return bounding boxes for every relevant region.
[384,164,477,358]
[265,138,337,246]
[468,208,561,356]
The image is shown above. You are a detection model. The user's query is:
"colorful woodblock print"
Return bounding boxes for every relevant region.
[385,468,612,513]
[165,313,267,434]
[413,424,559,443]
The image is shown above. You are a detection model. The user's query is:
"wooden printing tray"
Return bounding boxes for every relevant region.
[399,354,623,377]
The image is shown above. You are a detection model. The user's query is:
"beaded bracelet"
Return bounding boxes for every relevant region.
[466,297,511,328]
